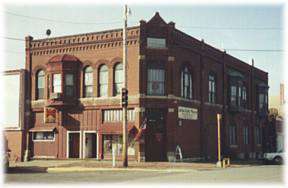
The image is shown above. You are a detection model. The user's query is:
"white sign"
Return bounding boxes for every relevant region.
[2,74,20,128]
[178,106,198,120]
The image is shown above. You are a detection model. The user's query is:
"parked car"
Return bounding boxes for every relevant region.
[263,151,284,165]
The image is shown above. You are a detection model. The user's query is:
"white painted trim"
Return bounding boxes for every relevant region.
[66,131,82,159]
[83,131,98,159]
[32,155,56,159]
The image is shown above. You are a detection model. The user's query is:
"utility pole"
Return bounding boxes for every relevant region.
[122,4,129,168]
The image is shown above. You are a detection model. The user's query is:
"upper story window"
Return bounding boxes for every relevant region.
[84,66,93,97]
[36,70,45,100]
[242,86,247,107]
[147,37,166,49]
[181,67,192,99]
[208,74,216,103]
[99,65,108,97]
[65,73,74,97]
[259,93,268,110]
[257,83,268,113]
[147,66,165,96]
[52,73,62,93]
[230,85,237,106]
[114,63,123,96]
[243,127,249,145]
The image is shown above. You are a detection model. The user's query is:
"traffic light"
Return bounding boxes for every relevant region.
[121,88,128,107]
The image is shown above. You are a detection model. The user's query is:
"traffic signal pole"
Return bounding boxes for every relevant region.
[122,4,128,167]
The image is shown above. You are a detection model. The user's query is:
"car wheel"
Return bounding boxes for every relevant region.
[273,156,283,165]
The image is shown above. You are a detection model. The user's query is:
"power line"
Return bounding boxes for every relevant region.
[2,36,25,41]
[180,26,282,31]
[5,10,122,25]
[225,49,284,52]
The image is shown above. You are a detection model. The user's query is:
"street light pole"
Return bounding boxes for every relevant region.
[122,4,128,168]
[216,113,222,167]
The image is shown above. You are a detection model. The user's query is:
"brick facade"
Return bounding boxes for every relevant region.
[23,12,268,162]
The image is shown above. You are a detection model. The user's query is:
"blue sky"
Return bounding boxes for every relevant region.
[3,4,283,96]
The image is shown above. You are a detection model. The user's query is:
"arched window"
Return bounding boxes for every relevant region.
[84,66,93,97]
[181,67,192,99]
[99,65,108,97]
[114,63,123,95]
[36,70,45,99]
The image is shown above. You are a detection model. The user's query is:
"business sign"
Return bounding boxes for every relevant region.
[178,106,198,120]
[44,107,57,123]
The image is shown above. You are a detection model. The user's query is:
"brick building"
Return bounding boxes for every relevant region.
[23,12,269,161]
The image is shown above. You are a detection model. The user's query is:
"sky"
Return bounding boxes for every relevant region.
[2,4,284,96]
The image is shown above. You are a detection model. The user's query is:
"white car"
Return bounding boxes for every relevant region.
[263,151,284,164]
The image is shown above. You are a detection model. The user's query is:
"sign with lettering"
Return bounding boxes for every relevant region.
[178,106,198,120]
[44,107,57,123]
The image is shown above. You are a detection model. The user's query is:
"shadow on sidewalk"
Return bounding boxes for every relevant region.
[5,166,48,174]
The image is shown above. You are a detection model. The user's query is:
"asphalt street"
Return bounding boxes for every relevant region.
[5,165,283,184]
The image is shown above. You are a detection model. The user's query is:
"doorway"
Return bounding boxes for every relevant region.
[68,132,80,158]
[145,108,167,161]
[84,132,97,158]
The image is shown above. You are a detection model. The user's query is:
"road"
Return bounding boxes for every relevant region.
[5,165,283,184]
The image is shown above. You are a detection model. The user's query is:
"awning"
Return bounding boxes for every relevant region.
[29,126,56,132]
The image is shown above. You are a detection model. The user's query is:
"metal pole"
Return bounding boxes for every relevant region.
[122,4,128,167]
[216,114,222,167]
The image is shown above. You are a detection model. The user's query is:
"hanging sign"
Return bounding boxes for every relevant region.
[178,106,198,120]
[44,107,57,123]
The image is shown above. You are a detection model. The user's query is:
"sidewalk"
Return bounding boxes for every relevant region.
[7,159,253,173]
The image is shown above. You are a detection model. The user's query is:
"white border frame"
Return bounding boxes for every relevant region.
[66,131,82,159]
[83,131,99,159]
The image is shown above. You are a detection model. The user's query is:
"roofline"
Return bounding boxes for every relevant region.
[174,28,268,75]
[30,25,140,42]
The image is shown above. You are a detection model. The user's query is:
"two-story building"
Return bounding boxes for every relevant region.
[24,12,269,161]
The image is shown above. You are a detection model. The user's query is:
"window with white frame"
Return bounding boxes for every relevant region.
[208,74,216,103]
[65,73,74,97]
[84,66,93,97]
[181,67,192,99]
[33,132,55,141]
[36,70,45,100]
[230,85,237,106]
[242,86,247,107]
[229,125,237,145]
[147,37,166,49]
[243,127,249,145]
[147,67,165,95]
[52,73,62,93]
[114,63,123,96]
[99,65,108,97]
[103,109,135,122]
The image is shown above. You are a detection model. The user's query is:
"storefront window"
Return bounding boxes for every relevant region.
[229,125,237,145]
[103,135,135,156]
[33,132,55,141]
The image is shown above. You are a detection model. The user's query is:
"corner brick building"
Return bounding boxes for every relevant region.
[23,12,269,161]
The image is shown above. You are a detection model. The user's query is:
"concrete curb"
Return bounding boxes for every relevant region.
[47,167,198,173]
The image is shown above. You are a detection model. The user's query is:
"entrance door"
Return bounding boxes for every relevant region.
[85,133,97,158]
[69,133,80,158]
[145,108,167,161]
